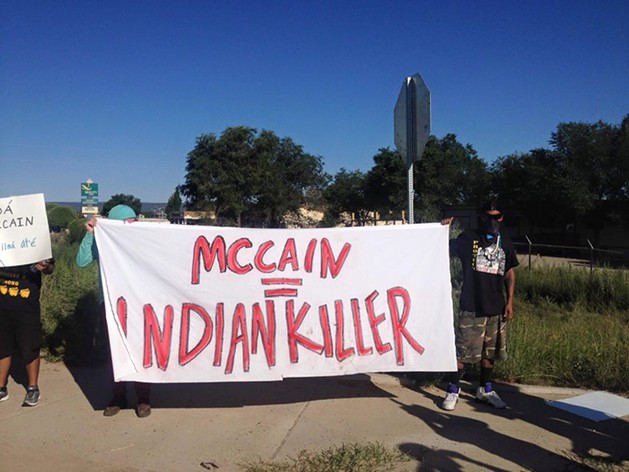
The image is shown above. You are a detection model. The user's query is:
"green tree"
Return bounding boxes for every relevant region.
[491,149,565,231]
[549,119,627,240]
[415,134,490,220]
[614,115,629,201]
[323,168,368,226]
[47,205,78,231]
[363,148,406,220]
[251,130,328,227]
[165,187,182,219]
[491,116,629,240]
[550,121,616,212]
[180,127,327,227]
[323,137,489,225]
[102,194,142,217]
[181,127,258,225]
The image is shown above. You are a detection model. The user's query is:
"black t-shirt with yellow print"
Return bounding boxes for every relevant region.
[0,264,45,312]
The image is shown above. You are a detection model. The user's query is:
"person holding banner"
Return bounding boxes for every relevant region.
[441,200,518,411]
[76,204,151,418]
[0,259,54,407]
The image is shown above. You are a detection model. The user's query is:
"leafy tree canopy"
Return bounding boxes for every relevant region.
[323,168,368,226]
[364,148,406,219]
[415,134,490,221]
[176,115,628,238]
[491,149,563,228]
[102,194,142,217]
[323,135,490,225]
[492,115,629,235]
[165,187,182,218]
[180,127,328,227]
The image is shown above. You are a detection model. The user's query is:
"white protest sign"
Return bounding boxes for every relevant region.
[0,194,53,267]
[95,220,457,383]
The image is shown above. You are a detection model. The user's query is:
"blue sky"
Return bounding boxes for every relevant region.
[1,1,628,203]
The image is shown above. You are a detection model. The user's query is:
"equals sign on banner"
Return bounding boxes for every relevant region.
[261,278,303,298]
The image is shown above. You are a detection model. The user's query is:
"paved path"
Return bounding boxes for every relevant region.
[1,361,628,471]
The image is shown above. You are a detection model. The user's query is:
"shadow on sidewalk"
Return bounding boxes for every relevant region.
[64,361,395,411]
[396,384,628,471]
[506,386,629,469]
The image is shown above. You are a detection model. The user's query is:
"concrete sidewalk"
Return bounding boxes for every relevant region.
[1,361,627,472]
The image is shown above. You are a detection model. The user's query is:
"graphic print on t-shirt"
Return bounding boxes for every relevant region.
[0,277,32,299]
[471,237,506,276]
[0,267,39,311]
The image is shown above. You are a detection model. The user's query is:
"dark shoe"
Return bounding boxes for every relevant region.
[23,386,40,406]
[136,402,151,418]
[103,399,127,417]
[0,386,8,402]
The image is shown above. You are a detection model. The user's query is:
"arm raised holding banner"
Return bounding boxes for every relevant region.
[76,217,99,268]
[75,205,151,419]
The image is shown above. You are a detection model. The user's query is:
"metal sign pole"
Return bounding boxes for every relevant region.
[394,73,430,225]
[407,163,414,223]
[406,77,417,223]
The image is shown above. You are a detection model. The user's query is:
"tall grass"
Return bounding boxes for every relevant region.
[495,266,629,392]
[516,265,629,312]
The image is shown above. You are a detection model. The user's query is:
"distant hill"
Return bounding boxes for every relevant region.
[51,202,167,214]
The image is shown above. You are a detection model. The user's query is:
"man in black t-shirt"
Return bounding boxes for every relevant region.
[441,201,518,411]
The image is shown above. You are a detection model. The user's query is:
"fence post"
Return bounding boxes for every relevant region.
[525,235,532,270]
[586,239,594,273]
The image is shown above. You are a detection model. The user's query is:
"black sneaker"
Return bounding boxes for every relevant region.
[23,386,40,406]
[0,386,8,402]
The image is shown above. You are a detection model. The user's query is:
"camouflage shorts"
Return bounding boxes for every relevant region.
[455,311,507,363]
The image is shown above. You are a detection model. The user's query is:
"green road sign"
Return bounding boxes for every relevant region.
[81,182,99,197]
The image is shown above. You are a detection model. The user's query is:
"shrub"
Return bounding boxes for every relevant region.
[47,205,78,231]
[40,236,100,361]
[68,218,88,244]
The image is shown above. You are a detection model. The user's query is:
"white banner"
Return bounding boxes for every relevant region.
[95,220,456,383]
[0,193,53,267]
